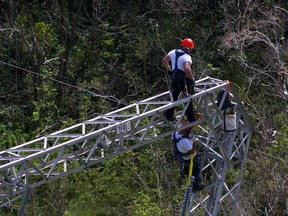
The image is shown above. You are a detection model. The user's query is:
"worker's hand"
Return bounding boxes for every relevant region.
[184,93,192,98]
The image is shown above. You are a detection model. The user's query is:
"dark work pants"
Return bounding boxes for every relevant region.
[165,72,196,123]
[182,155,201,188]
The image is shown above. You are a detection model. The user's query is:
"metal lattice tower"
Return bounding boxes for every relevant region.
[0,76,252,215]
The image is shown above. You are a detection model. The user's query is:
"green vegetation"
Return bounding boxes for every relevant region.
[0,0,287,215]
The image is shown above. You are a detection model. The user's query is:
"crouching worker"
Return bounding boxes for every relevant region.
[173,120,205,192]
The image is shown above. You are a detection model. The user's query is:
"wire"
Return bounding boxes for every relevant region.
[2,60,286,165]
[249,146,288,163]
[0,60,129,106]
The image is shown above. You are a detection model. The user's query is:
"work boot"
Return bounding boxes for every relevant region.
[164,109,176,122]
[192,184,205,192]
[167,116,176,121]
[164,113,176,121]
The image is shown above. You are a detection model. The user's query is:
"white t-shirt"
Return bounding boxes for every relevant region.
[173,131,193,160]
[168,49,192,72]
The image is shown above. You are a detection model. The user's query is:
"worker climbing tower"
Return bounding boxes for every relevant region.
[0,76,252,215]
[179,78,253,216]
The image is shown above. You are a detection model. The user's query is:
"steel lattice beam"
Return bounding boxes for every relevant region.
[0,76,252,215]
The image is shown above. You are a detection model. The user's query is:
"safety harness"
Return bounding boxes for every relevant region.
[172,49,185,79]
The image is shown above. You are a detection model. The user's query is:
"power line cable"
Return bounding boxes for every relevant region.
[249,146,288,163]
[2,61,286,164]
[0,60,128,106]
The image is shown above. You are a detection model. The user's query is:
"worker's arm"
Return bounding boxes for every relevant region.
[162,55,171,72]
[183,61,193,80]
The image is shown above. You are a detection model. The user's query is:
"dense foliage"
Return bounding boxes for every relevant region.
[0,0,287,215]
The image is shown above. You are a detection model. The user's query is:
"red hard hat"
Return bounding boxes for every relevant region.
[182,119,193,129]
[181,38,195,49]
[182,119,190,125]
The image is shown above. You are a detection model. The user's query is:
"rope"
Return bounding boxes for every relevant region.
[187,112,201,186]
[181,112,201,216]
[187,154,194,186]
